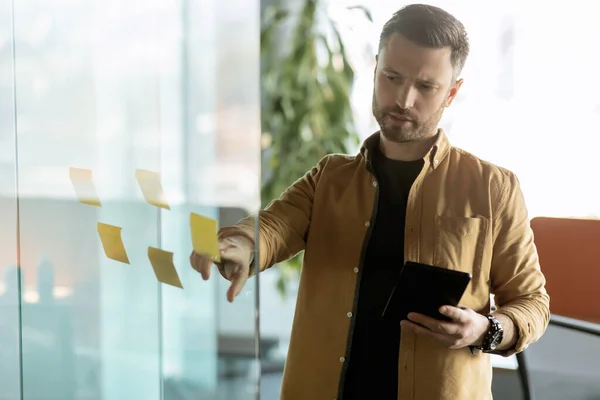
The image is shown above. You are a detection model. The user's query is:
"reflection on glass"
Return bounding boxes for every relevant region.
[8,0,261,399]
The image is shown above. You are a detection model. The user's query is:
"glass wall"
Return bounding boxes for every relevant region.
[1,0,261,399]
[0,1,21,399]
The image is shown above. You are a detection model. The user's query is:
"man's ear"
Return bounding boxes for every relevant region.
[445,78,464,107]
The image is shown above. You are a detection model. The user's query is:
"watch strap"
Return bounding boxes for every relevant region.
[475,314,504,352]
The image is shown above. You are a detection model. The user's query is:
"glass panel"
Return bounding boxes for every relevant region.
[13,1,163,398]
[11,1,261,400]
[178,0,262,398]
[161,0,261,399]
[0,1,22,399]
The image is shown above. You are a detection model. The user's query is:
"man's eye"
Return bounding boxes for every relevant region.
[385,75,397,82]
[419,84,435,92]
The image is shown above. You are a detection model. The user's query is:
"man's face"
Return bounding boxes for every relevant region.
[373,33,462,143]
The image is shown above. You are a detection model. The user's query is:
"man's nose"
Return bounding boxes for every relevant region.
[396,85,416,110]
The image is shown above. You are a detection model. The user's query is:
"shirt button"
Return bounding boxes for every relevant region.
[339,357,345,363]
[365,221,370,227]
[434,159,439,165]
[372,181,377,187]
[347,312,353,318]
[353,267,359,273]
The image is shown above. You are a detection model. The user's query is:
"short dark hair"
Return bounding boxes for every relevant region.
[379,4,470,78]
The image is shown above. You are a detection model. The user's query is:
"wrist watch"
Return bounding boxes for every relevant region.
[475,314,504,352]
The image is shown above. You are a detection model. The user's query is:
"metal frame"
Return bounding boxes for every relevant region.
[515,314,600,400]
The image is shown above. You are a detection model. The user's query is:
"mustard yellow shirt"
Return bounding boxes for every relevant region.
[220,130,550,400]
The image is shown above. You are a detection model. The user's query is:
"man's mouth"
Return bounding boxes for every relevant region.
[388,112,412,122]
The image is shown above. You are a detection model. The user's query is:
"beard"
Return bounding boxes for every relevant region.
[372,92,444,143]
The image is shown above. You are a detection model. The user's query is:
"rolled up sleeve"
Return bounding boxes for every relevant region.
[490,171,550,356]
[219,155,331,274]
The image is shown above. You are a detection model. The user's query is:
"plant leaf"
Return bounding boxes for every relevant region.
[347,5,373,22]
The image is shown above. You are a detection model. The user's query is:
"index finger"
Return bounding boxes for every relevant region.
[190,251,214,280]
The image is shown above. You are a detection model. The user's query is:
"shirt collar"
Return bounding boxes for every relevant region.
[360,129,451,169]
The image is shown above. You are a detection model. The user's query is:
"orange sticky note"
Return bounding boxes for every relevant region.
[135,169,170,210]
[147,247,183,289]
[97,223,130,264]
[70,167,101,207]
[190,212,220,262]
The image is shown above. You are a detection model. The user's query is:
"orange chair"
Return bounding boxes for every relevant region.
[530,216,600,323]
[515,217,600,400]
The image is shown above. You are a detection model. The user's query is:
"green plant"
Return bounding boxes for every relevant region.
[260,1,371,297]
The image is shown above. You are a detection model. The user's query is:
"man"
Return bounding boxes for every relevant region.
[191,4,549,399]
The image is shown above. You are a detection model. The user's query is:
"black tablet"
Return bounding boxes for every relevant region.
[382,261,472,322]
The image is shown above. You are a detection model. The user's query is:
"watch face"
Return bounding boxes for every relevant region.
[483,315,503,352]
[490,331,502,347]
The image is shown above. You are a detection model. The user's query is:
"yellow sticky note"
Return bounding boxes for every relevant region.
[147,247,183,289]
[69,167,101,207]
[135,169,170,210]
[190,212,220,262]
[97,223,130,264]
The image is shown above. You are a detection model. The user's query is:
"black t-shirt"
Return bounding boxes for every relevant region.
[343,148,423,399]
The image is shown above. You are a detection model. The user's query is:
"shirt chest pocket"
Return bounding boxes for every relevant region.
[433,216,489,277]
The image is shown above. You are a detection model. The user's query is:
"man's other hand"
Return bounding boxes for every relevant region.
[401,306,489,349]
